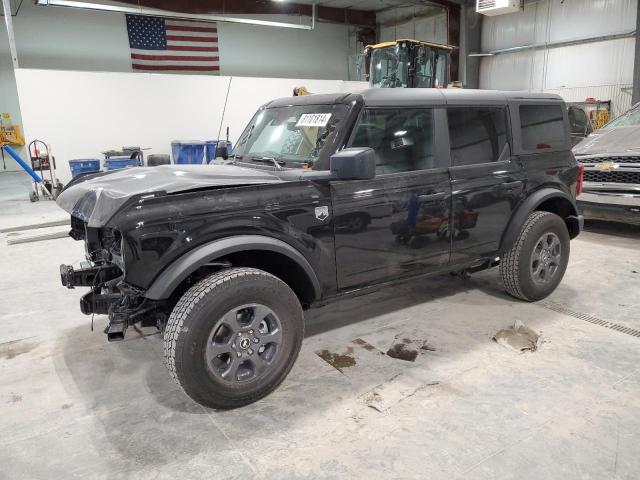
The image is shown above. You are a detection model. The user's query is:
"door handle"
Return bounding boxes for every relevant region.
[500,181,523,191]
[418,192,447,201]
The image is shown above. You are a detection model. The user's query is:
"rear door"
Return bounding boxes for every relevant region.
[331,108,452,290]
[447,106,525,263]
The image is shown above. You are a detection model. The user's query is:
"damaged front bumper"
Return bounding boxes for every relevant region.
[60,259,165,342]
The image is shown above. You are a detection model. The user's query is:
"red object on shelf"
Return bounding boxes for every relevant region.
[585,97,596,103]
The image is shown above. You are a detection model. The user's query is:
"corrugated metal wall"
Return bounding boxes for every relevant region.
[377,6,448,44]
[479,0,637,117]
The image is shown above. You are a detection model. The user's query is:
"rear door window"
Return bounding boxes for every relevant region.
[447,107,509,166]
[520,105,566,150]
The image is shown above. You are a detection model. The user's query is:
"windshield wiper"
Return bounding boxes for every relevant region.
[250,156,286,170]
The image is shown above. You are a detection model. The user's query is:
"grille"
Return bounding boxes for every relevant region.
[579,155,640,165]
[477,0,497,8]
[584,170,640,184]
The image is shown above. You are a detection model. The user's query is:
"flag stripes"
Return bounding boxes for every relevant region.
[126,15,220,74]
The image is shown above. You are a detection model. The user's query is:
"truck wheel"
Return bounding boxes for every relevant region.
[500,211,570,302]
[163,267,304,409]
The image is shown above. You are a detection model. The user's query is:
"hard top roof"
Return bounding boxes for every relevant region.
[263,89,564,109]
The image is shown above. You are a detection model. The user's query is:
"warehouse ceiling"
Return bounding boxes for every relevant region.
[298,0,463,10]
[111,0,462,27]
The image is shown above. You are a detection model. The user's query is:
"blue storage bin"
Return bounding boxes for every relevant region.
[205,140,233,162]
[104,156,140,171]
[171,141,206,165]
[69,159,101,178]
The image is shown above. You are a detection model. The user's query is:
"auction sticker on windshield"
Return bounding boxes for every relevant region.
[296,113,332,128]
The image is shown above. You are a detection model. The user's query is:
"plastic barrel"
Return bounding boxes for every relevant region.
[104,156,141,171]
[205,140,233,163]
[171,141,206,165]
[147,154,171,167]
[69,159,101,178]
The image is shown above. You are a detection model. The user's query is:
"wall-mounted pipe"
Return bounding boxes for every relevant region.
[35,0,316,30]
[469,30,636,57]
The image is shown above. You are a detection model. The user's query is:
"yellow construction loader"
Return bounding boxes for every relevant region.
[362,39,453,89]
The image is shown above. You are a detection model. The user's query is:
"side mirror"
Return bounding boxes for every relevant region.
[215,142,228,160]
[330,147,376,180]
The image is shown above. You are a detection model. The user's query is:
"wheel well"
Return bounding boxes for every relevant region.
[170,250,317,309]
[535,196,580,238]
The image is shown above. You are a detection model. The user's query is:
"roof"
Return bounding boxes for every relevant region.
[265,93,356,108]
[360,88,564,107]
[261,89,564,110]
[365,39,454,51]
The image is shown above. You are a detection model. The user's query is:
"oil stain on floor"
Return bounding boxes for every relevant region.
[386,335,436,362]
[316,347,357,373]
[316,334,437,373]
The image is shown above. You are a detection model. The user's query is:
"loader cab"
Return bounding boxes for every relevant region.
[363,40,452,89]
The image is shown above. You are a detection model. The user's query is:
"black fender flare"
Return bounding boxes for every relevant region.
[145,235,322,301]
[499,188,580,254]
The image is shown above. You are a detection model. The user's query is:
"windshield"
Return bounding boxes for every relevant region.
[371,45,409,88]
[233,104,348,168]
[602,103,640,130]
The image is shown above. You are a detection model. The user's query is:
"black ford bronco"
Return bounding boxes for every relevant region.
[58,89,584,409]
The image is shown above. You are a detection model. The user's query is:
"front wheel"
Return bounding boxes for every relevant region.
[163,267,304,409]
[500,211,570,302]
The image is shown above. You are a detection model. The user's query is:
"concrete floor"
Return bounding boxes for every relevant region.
[1,171,640,479]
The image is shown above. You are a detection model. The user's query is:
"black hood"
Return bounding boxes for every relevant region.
[56,164,282,227]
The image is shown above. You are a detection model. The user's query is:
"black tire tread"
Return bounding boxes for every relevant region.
[500,211,558,301]
[163,267,301,408]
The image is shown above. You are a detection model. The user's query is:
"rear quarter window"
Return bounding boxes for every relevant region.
[519,104,566,151]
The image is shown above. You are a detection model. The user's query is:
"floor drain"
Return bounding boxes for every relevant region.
[540,302,640,338]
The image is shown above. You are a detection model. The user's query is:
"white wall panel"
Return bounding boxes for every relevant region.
[482,38,636,90]
[481,5,540,51]
[479,0,636,118]
[545,0,636,43]
[14,69,367,184]
[482,0,637,51]
[378,7,448,44]
[543,38,635,88]
[479,50,544,90]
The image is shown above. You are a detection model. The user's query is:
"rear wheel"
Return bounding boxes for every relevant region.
[500,211,570,302]
[163,267,304,409]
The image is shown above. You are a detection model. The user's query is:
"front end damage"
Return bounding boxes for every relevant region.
[60,217,167,341]
[55,164,283,341]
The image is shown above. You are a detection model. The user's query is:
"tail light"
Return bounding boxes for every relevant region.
[576,164,585,196]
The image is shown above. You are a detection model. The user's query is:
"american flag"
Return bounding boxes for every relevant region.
[125,14,220,74]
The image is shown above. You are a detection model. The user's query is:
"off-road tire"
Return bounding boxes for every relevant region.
[163,267,304,409]
[500,211,570,302]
